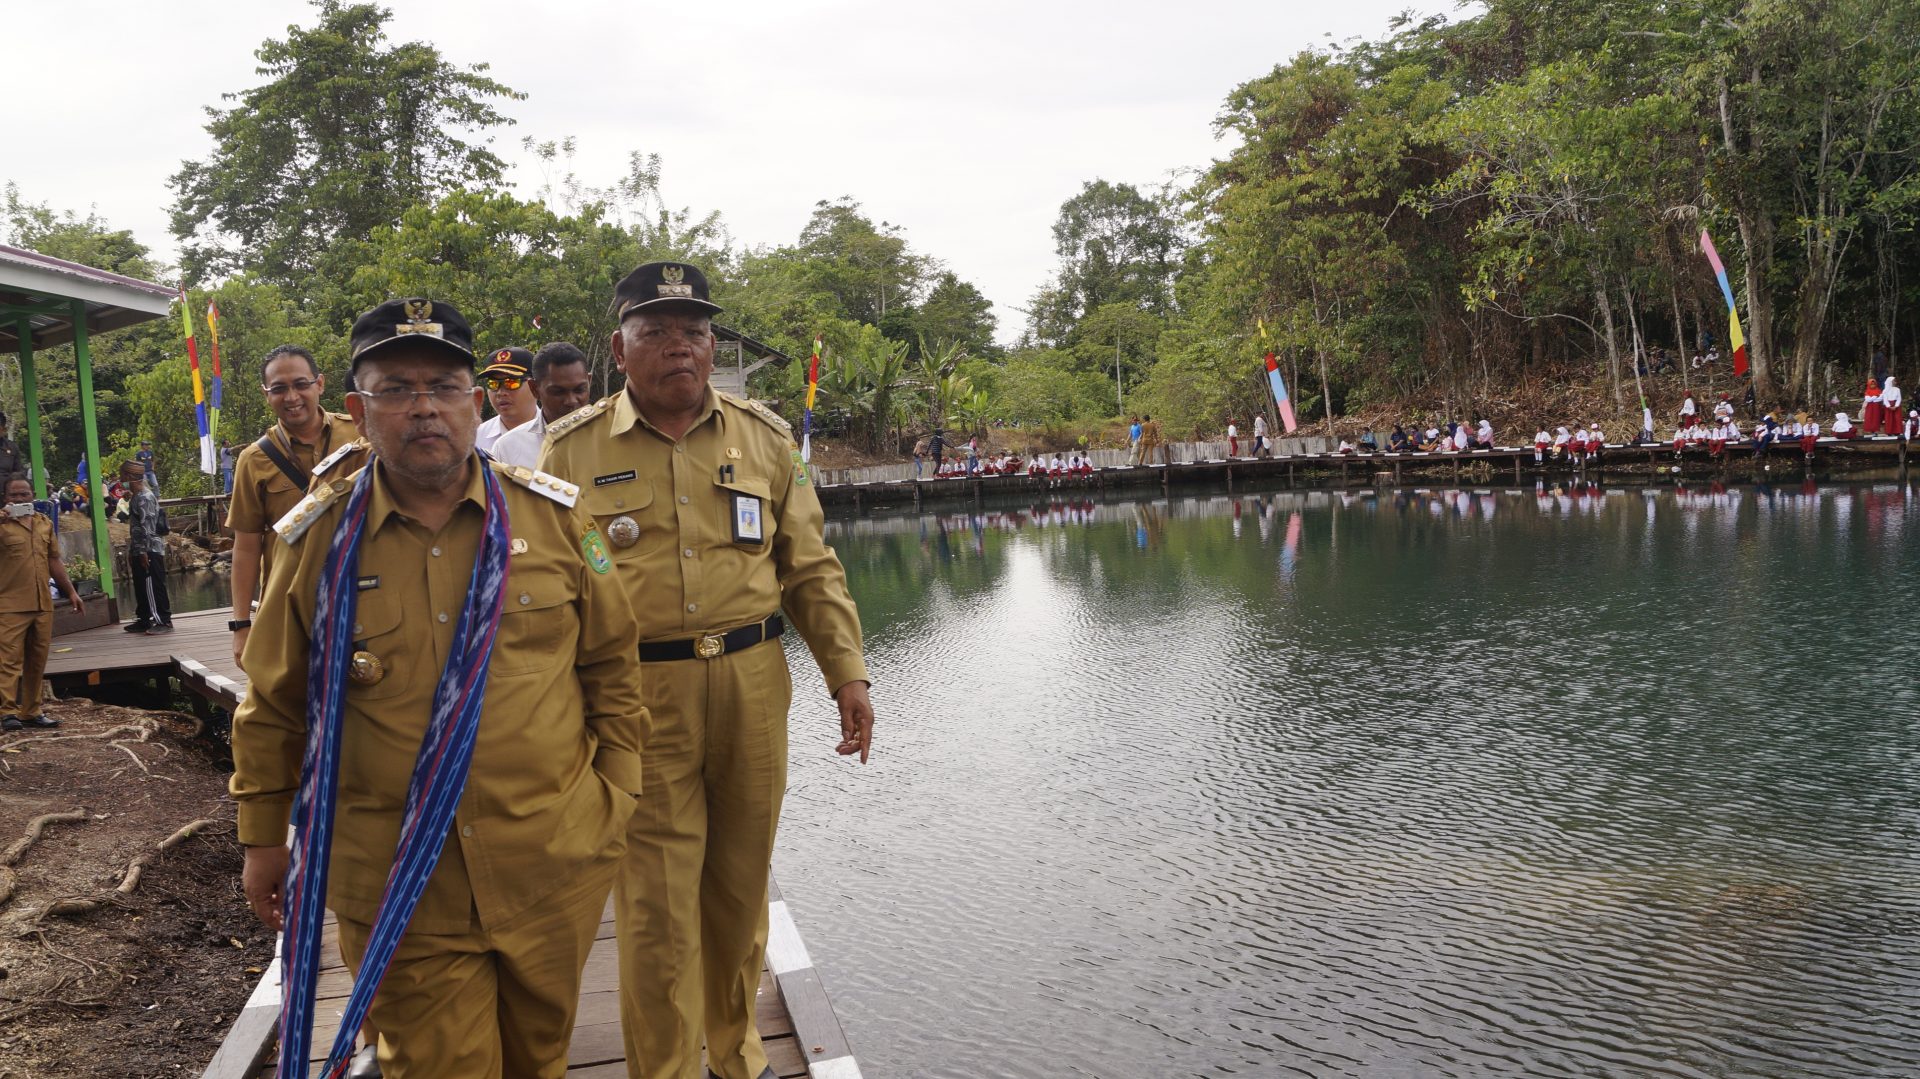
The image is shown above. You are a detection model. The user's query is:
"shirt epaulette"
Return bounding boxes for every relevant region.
[725,394,793,437]
[489,460,580,508]
[313,438,368,476]
[542,397,614,443]
[272,474,352,545]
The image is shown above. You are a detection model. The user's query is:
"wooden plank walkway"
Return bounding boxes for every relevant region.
[40,605,854,1079]
[247,905,813,1078]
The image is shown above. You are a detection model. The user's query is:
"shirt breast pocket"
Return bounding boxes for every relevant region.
[716,477,774,547]
[345,590,410,703]
[582,480,656,565]
[493,572,575,676]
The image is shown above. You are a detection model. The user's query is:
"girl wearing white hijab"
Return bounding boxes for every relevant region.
[1880,377,1904,434]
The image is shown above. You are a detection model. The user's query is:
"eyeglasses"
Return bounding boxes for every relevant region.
[351,386,475,412]
[485,376,525,391]
[264,378,320,397]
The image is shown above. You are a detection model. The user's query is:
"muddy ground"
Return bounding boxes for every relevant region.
[0,698,271,1078]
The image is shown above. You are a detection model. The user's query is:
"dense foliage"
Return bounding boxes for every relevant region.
[5,0,1917,489]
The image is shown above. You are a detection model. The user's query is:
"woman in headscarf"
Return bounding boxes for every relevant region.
[1879,377,1903,434]
[1862,377,1885,434]
[1832,411,1856,439]
[1475,418,1494,448]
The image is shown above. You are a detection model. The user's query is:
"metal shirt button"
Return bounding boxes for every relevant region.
[679,496,689,504]
[682,548,694,558]
[437,612,450,623]
[519,593,532,605]
[460,824,473,838]
[686,603,698,613]
[431,546,442,556]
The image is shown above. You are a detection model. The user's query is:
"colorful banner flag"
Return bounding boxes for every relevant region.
[1699,229,1750,377]
[179,289,215,475]
[802,334,821,462]
[1258,319,1298,434]
[205,301,225,445]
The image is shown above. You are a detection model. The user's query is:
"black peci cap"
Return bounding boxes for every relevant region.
[613,262,722,320]
[349,298,477,368]
[479,347,534,378]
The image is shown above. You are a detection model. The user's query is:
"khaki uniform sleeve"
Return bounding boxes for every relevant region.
[772,444,869,694]
[225,446,270,533]
[568,506,649,793]
[228,534,315,846]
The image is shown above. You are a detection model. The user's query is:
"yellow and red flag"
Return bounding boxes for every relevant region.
[179,288,215,475]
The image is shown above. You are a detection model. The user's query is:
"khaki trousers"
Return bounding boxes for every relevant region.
[618,640,791,1079]
[336,849,617,1079]
[0,610,52,717]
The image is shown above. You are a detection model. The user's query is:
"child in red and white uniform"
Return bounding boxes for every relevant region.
[1587,423,1605,463]
[1800,416,1821,456]
[1569,426,1589,465]
[1881,377,1903,434]
[1533,429,1551,463]
[1076,455,1094,476]
[1863,377,1885,433]
[1552,426,1571,460]
[1678,393,1698,428]
[1831,412,1855,439]
[1712,394,1734,425]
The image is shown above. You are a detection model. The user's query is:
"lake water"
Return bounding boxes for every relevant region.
[773,481,1920,1078]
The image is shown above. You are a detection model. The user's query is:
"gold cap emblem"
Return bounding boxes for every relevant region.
[662,265,685,284]
[395,299,444,339]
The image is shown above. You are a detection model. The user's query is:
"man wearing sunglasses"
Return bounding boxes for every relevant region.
[490,342,597,469]
[476,347,538,454]
[225,345,369,668]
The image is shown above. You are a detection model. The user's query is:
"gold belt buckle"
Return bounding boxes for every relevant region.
[694,633,725,659]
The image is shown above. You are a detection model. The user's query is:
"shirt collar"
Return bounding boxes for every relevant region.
[611,384,723,439]
[365,453,488,533]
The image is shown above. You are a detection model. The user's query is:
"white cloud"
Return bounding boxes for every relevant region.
[9,0,1447,343]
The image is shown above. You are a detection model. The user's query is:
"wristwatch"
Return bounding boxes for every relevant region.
[228,619,253,631]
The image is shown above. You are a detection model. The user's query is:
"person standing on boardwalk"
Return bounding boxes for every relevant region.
[1880,377,1903,435]
[135,440,158,494]
[231,298,647,1079]
[0,413,23,496]
[927,427,947,474]
[474,347,538,454]
[491,342,597,469]
[122,459,172,635]
[538,262,875,1079]
[1226,418,1239,457]
[1127,415,1143,464]
[0,476,84,732]
[218,440,237,495]
[226,345,369,668]
[1252,412,1270,457]
[1138,413,1167,465]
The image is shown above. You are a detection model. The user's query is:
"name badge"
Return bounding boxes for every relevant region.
[356,575,380,591]
[594,470,637,487]
[732,494,764,544]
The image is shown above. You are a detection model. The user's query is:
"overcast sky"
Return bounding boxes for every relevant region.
[12,0,1453,343]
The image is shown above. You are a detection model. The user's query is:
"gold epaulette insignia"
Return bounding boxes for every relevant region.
[728,394,792,436]
[313,438,368,476]
[491,460,580,507]
[272,478,350,545]
[543,396,614,443]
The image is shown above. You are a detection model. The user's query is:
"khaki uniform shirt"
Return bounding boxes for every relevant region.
[539,387,868,693]
[229,457,648,934]
[0,512,56,614]
[225,413,369,578]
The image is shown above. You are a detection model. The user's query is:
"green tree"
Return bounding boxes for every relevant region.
[1029,179,1182,346]
[169,0,523,285]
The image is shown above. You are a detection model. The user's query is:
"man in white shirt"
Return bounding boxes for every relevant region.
[1252,413,1269,458]
[491,343,597,469]
[474,346,538,454]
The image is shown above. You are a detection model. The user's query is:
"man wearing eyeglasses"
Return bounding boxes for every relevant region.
[476,347,538,454]
[224,345,369,668]
[490,342,597,469]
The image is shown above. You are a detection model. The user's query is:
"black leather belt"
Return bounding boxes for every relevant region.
[638,614,784,662]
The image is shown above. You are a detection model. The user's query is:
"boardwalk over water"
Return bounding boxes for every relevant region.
[48,613,855,1079]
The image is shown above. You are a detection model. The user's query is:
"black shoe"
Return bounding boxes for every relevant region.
[348,1044,382,1079]
[123,620,153,633]
[146,622,175,635]
[1,716,20,732]
[22,715,58,729]
[707,1070,775,1079]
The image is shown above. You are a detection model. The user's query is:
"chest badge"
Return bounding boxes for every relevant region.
[509,537,529,555]
[607,515,641,548]
[726,447,742,460]
[348,651,386,686]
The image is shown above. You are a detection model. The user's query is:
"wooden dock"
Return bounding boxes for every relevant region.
[813,434,1915,513]
[44,608,859,1079]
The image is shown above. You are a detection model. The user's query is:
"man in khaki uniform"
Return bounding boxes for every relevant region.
[539,262,875,1079]
[226,344,369,667]
[0,477,85,731]
[232,299,647,1078]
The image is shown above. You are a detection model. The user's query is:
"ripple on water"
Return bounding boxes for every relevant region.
[777,485,1920,1078]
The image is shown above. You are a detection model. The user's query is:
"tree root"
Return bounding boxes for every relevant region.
[37,818,229,921]
[11,723,154,747]
[2,810,90,867]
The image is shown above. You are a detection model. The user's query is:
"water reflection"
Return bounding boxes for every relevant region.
[781,481,1920,1078]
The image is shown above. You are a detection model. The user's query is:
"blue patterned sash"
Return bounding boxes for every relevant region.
[277,459,511,1078]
